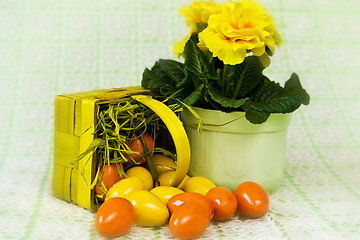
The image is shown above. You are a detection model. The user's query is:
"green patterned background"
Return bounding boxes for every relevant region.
[0,0,359,239]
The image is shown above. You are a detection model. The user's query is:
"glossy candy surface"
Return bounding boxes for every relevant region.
[95,197,135,238]
[95,163,124,200]
[152,154,177,175]
[205,186,238,221]
[169,201,210,240]
[105,177,144,201]
[150,186,184,205]
[182,176,216,195]
[125,166,154,191]
[127,190,169,226]
[167,192,214,220]
[124,133,154,165]
[234,181,269,218]
[156,170,189,189]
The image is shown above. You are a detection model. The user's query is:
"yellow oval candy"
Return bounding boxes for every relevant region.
[150,186,184,205]
[105,177,144,201]
[127,190,169,227]
[182,176,216,195]
[125,166,153,191]
[156,170,189,189]
[152,154,177,175]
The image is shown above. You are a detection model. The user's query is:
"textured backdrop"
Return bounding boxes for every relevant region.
[0,0,360,239]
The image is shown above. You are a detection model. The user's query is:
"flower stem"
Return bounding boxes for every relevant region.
[222,65,230,96]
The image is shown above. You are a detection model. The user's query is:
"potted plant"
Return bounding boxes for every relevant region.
[141,0,310,191]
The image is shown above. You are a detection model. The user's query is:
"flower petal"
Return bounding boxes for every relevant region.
[258,53,271,67]
[173,30,193,55]
[199,28,247,65]
[251,45,265,56]
[198,0,282,65]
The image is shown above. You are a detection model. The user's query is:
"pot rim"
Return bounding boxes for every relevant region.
[180,106,292,134]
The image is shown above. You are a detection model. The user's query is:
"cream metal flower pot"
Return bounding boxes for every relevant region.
[180,107,291,192]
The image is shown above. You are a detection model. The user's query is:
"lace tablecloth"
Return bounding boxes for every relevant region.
[1,0,359,239]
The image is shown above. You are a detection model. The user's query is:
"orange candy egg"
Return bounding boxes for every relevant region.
[167,192,214,220]
[234,181,269,218]
[95,197,135,238]
[169,201,210,239]
[124,133,154,165]
[95,163,124,200]
[205,186,238,221]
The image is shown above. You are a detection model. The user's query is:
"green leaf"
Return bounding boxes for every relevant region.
[183,84,204,106]
[176,68,196,90]
[141,59,186,97]
[159,85,178,96]
[250,78,283,103]
[208,87,248,109]
[142,67,167,89]
[228,56,265,98]
[183,36,212,76]
[246,74,311,122]
[157,59,185,85]
[204,91,225,111]
[248,79,299,114]
[284,73,310,105]
[245,106,270,124]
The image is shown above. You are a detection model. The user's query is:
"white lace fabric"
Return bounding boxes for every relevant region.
[0,0,360,239]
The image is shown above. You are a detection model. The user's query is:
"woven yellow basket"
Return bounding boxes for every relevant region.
[52,87,190,210]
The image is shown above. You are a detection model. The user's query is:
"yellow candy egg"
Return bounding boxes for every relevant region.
[105,177,144,201]
[152,154,177,175]
[127,190,169,227]
[182,176,216,196]
[150,186,184,205]
[156,170,189,189]
[125,166,154,191]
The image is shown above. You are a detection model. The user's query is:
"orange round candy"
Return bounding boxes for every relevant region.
[234,181,269,218]
[167,192,214,220]
[95,163,124,200]
[169,201,210,239]
[95,197,135,238]
[124,132,154,165]
[205,186,238,221]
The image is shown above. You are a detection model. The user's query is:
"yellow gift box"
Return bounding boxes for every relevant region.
[52,87,190,210]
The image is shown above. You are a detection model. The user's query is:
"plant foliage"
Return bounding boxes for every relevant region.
[142,36,310,124]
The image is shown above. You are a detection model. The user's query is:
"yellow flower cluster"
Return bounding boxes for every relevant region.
[179,0,222,32]
[173,0,223,55]
[174,0,282,66]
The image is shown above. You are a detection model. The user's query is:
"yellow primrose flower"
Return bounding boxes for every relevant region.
[173,0,223,55]
[173,31,193,56]
[180,0,222,30]
[198,0,282,65]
